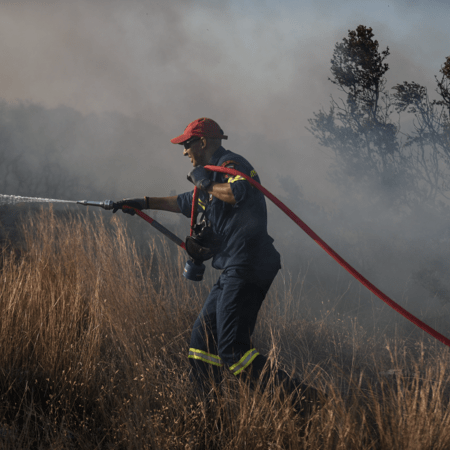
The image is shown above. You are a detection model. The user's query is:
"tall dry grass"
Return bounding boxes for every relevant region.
[0,208,450,449]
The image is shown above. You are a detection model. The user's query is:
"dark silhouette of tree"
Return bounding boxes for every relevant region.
[437,56,450,112]
[307,26,450,305]
[307,26,411,213]
[307,25,450,215]
[392,58,450,206]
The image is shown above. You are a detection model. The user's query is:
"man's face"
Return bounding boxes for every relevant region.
[183,137,206,167]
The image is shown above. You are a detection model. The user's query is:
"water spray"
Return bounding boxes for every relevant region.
[0,194,77,206]
[0,195,117,210]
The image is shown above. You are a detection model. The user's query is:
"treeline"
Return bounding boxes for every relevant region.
[308,25,450,216]
[303,25,450,310]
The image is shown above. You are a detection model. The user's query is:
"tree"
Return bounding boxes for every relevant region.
[307,26,450,305]
[392,58,450,206]
[307,25,450,215]
[307,26,412,214]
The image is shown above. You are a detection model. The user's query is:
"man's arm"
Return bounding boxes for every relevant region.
[206,183,236,205]
[145,196,181,213]
[187,166,237,205]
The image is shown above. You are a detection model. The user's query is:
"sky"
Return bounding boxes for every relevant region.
[1,0,450,323]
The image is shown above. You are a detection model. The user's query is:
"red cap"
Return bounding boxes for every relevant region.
[170,117,228,144]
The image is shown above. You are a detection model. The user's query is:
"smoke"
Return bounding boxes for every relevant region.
[1,0,450,338]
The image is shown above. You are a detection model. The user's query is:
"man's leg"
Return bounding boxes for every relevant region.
[215,267,281,378]
[189,280,224,392]
[215,266,321,413]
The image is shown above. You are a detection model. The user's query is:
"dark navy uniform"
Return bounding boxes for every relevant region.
[177,146,280,270]
[177,146,284,386]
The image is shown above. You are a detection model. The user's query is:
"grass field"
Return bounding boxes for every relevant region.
[1,209,450,449]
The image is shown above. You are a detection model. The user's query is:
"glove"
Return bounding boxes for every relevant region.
[187,166,212,191]
[112,198,147,215]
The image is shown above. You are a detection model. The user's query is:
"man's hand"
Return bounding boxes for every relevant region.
[187,166,212,191]
[113,198,147,215]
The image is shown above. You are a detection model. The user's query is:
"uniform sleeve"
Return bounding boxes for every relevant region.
[177,191,194,218]
[219,158,258,208]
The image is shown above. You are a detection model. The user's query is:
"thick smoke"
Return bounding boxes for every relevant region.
[1,0,450,339]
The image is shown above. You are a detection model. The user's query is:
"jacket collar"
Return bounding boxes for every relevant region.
[208,146,228,166]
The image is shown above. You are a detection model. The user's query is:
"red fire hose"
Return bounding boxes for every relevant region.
[123,206,186,250]
[129,165,450,348]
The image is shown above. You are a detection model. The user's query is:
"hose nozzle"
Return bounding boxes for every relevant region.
[77,200,115,210]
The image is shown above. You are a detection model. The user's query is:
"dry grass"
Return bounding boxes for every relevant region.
[1,208,450,449]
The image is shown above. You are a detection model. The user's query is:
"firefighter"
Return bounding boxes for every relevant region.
[114,118,319,413]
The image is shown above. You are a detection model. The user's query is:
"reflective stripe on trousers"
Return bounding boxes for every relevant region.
[189,348,223,367]
[189,347,259,375]
[229,348,260,375]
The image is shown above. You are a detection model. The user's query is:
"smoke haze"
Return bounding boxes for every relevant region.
[1,0,450,336]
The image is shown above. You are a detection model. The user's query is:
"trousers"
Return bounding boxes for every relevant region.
[189,256,301,393]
